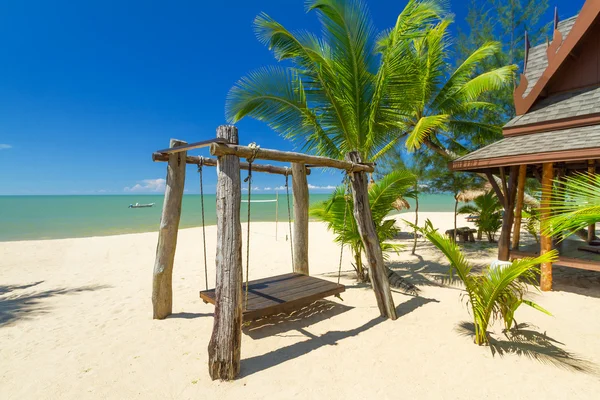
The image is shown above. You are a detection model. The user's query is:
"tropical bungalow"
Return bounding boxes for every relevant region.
[451,0,600,291]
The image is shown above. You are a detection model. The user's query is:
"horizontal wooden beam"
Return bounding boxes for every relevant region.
[152,153,310,176]
[210,143,375,173]
[155,138,228,155]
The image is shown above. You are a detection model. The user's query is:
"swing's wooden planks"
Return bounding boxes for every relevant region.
[199,273,345,321]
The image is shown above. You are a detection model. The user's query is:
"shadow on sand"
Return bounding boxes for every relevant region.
[167,312,213,320]
[456,321,598,374]
[240,295,439,377]
[0,281,111,327]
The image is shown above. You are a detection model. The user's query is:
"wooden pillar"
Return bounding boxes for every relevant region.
[208,125,243,380]
[291,162,309,275]
[540,162,554,291]
[152,139,187,320]
[511,164,527,250]
[588,160,596,243]
[346,152,397,320]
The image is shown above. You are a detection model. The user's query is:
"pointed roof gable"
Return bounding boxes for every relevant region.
[514,0,600,116]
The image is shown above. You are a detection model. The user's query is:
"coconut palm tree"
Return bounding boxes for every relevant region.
[225,0,515,163]
[417,220,556,345]
[310,169,417,294]
[378,149,431,254]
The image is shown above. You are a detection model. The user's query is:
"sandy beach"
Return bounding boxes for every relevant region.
[1,212,600,399]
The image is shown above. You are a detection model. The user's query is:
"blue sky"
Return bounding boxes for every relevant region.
[0,0,580,195]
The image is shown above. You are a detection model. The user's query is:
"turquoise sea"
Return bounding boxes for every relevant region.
[0,194,456,242]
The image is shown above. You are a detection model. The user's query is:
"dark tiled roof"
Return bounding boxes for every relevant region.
[522,16,578,97]
[505,85,600,127]
[454,124,600,162]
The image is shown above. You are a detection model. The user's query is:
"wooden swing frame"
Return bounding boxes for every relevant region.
[151,125,397,381]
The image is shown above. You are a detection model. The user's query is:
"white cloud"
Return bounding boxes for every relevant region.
[264,187,272,191]
[308,184,336,190]
[274,186,287,191]
[124,178,166,193]
[0,144,12,150]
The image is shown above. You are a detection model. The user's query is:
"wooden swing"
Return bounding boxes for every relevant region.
[197,158,345,321]
[151,125,398,381]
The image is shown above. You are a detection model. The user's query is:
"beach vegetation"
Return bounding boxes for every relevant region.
[416,220,556,345]
[429,167,481,237]
[541,172,600,239]
[458,190,502,242]
[225,0,514,165]
[310,169,416,281]
[378,150,431,254]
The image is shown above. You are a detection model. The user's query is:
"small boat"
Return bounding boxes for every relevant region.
[129,202,155,208]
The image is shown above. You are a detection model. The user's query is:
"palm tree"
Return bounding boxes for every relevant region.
[379,149,430,254]
[225,0,514,164]
[458,190,503,242]
[542,172,600,238]
[430,167,481,238]
[310,170,418,292]
[417,220,556,345]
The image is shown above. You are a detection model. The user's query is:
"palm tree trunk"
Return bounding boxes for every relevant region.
[412,189,419,255]
[454,195,458,241]
[354,250,365,282]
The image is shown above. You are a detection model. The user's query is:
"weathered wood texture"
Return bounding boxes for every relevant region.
[346,152,397,320]
[540,162,554,291]
[511,164,527,250]
[152,153,308,176]
[208,126,243,381]
[588,160,596,243]
[292,162,309,275]
[210,143,375,172]
[155,137,228,154]
[200,273,345,321]
[152,139,187,320]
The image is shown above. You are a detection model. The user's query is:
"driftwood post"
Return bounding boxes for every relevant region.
[346,152,397,320]
[511,164,527,250]
[208,125,243,380]
[152,139,187,319]
[292,162,309,275]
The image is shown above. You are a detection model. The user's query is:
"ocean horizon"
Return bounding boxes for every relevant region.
[0,193,457,242]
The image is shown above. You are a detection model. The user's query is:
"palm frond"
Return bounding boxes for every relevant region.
[542,172,600,238]
[225,66,341,158]
[405,114,449,151]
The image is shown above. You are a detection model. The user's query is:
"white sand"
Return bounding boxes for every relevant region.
[1,212,600,399]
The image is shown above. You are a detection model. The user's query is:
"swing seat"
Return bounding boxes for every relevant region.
[199,273,345,321]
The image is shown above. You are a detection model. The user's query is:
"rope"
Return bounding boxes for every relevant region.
[285,170,295,272]
[337,175,350,285]
[198,158,208,291]
[243,143,259,309]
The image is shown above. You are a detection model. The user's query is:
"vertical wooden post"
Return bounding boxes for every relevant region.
[588,160,596,243]
[540,162,554,291]
[292,162,309,275]
[208,125,243,381]
[346,152,397,320]
[511,164,527,250]
[152,139,187,320]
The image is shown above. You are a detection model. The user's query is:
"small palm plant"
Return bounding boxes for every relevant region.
[542,172,600,238]
[310,170,416,282]
[458,190,502,242]
[416,220,556,345]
